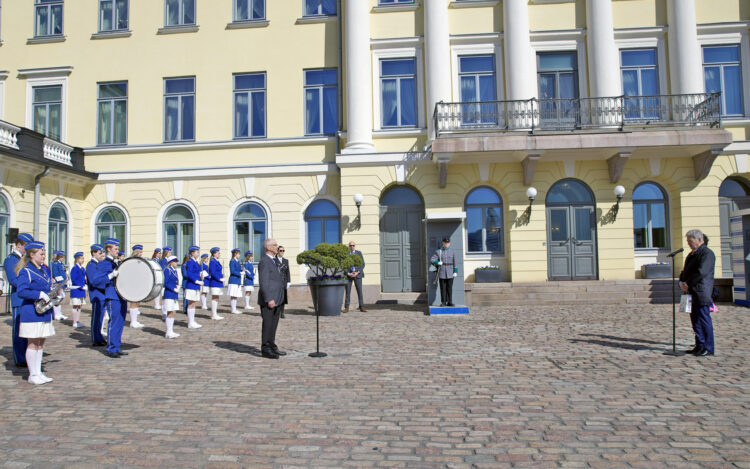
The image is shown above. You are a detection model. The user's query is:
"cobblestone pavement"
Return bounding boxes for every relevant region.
[0,300,749,468]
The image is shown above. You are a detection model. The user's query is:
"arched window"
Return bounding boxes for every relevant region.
[234,202,267,258]
[163,204,195,262]
[305,199,340,249]
[96,206,127,245]
[633,182,668,249]
[381,186,422,205]
[48,203,68,256]
[546,179,594,205]
[465,187,503,253]
[0,194,9,262]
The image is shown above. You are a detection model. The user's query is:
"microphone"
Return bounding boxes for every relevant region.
[667,248,684,258]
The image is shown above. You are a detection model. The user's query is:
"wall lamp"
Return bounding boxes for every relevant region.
[613,185,626,218]
[353,193,364,217]
[526,187,537,206]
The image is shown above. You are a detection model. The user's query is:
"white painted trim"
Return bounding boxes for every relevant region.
[0,187,16,230]
[373,3,420,13]
[156,199,201,252]
[451,40,505,104]
[530,34,588,100]
[723,141,750,153]
[83,135,335,154]
[96,163,338,182]
[371,36,423,48]
[615,32,668,97]
[226,197,273,257]
[425,211,466,220]
[25,75,68,142]
[698,27,750,117]
[371,128,427,137]
[90,202,131,250]
[450,1,499,8]
[371,45,426,131]
[336,151,432,167]
[17,66,73,78]
[47,197,73,266]
[462,183,508,256]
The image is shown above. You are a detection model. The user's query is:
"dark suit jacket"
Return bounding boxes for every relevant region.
[278,257,290,284]
[679,244,715,306]
[257,254,285,307]
[349,249,365,279]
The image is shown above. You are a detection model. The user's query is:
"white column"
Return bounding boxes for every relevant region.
[503,0,535,101]
[342,0,375,154]
[586,0,621,97]
[667,0,703,95]
[425,0,451,140]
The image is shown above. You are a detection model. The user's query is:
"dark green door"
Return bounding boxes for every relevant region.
[380,186,425,293]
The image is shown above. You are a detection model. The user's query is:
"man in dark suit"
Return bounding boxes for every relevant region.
[679,229,716,356]
[258,238,286,359]
[343,241,367,313]
[276,245,290,319]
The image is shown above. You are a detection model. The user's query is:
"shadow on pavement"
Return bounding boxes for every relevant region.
[578,334,671,346]
[214,341,263,357]
[569,336,665,351]
[1,346,27,377]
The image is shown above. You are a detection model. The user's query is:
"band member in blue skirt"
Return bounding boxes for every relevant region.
[200,253,210,310]
[69,252,88,328]
[243,251,255,310]
[152,248,162,310]
[50,250,68,321]
[87,244,106,346]
[228,248,243,314]
[159,246,172,320]
[93,238,128,358]
[3,232,34,367]
[184,246,203,329]
[163,256,181,339]
[208,247,225,320]
[15,241,55,385]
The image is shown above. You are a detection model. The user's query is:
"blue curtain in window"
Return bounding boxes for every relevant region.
[235,93,248,137]
[251,92,265,136]
[323,86,337,134]
[724,65,743,115]
[400,78,416,126]
[253,0,265,18]
[181,96,194,140]
[382,79,398,126]
[306,89,320,134]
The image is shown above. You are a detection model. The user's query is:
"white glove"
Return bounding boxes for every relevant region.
[453,273,458,278]
[83,285,89,291]
[200,271,207,278]
[220,278,225,283]
[438,261,443,265]
[287,282,291,289]
[196,280,204,286]
[108,270,119,279]
[175,286,181,293]
[39,291,50,302]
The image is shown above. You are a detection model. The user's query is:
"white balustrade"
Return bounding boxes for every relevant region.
[43,138,73,166]
[0,120,20,149]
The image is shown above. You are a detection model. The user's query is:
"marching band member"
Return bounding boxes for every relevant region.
[181,254,189,314]
[16,241,56,384]
[184,246,203,329]
[162,256,181,339]
[152,248,162,310]
[208,247,224,320]
[93,238,128,358]
[69,252,87,328]
[243,251,255,310]
[3,232,34,367]
[50,251,68,321]
[159,246,173,319]
[86,244,107,346]
[200,253,210,309]
[228,248,243,314]
[128,244,145,328]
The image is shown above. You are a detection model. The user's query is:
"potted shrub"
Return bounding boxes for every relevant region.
[296,243,363,316]
[641,262,672,279]
[474,265,502,283]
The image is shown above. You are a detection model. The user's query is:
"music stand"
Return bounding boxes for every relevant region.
[664,248,684,356]
[309,282,327,358]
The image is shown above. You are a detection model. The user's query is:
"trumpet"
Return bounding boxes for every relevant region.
[35,281,67,315]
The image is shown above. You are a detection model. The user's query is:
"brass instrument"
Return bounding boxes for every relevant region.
[0,276,5,296]
[34,281,66,314]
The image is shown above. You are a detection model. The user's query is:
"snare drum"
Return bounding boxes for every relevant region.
[115,257,164,303]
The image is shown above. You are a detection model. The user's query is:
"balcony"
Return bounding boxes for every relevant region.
[434,93,722,136]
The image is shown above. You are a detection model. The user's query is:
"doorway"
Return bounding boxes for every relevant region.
[379,186,425,292]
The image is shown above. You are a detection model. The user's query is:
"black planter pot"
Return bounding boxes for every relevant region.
[474,269,502,283]
[641,264,671,279]
[308,278,348,316]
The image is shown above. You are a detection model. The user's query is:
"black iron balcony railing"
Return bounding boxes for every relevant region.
[434,92,722,137]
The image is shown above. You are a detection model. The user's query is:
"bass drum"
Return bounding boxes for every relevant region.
[115,257,164,303]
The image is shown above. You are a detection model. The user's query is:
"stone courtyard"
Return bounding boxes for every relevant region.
[0,300,748,468]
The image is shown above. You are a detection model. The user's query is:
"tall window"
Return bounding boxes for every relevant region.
[621,49,659,119]
[164,77,195,142]
[234,202,267,259]
[234,73,266,138]
[97,82,127,146]
[234,0,264,21]
[459,55,497,125]
[163,204,195,263]
[465,187,503,253]
[0,194,9,264]
[165,0,195,26]
[381,58,417,128]
[48,203,68,256]
[633,182,668,249]
[96,207,127,246]
[703,45,744,117]
[35,0,63,37]
[305,200,340,248]
[305,69,337,135]
[304,0,335,16]
[32,85,62,140]
[537,52,578,127]
[99,0,128,32]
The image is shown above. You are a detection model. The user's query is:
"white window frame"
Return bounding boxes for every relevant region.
[25,75,68,142]
[227,197,272,259]
[163,76,196,142]
[302,0,336,17]
[164,0,195,27]
[156,199,201,249]
[371,46,425,131]
[303,198,342,249]
[98,0,129,32]
[303,68,338,136]
[96,81,128,146]
[529,34,588,100]
[614,32,668,98]
[90,202,130,249]
[233,0,265,21]
[233,72,267,139]
[450,41,505,104]
[698,26,750,119]
[34,0,64,37]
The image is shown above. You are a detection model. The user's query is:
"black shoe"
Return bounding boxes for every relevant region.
[447,303,455,307]
[684,346,699,354]
[117,351,129,356]
[261,350,279,359]
[105,352,120,358]
[280,313,286,318]
[696,349,714,356]
[92,341,107,347]
[272,346,287,356]
[15,363,27,368]
[440,303,446,307]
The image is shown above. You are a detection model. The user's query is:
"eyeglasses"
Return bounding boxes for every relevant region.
[278,249,285,252]
[349,245,355,247]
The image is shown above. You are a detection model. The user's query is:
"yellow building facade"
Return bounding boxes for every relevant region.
[0,0,749,301]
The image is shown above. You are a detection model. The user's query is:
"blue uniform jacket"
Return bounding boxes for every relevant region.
[208,258,224,288]
[163,266,179,300]
[17,264,53,323]
[229,258,242,285]
[51,260,67,282]
[70,264,87,298]
[3,251,23,307]
[243,261,255,286]
[92,257,120,301]
[159,257,169,272]
[184,258,202,290]
[86,259,105,302]
[181,263,188,288]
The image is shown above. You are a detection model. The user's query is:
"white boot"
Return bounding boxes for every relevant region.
[187,308,202,328]
[231,298,240,314]
[130,309,144,328]
[201,294,208,310]
[37,349,52,383]
[211,300,223,320]
[165,317,180,338]
[154,298,161,309]
[101,312,109,336]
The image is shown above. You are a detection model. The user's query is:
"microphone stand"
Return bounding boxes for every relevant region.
[309,280,326,358]
[664,248,684,356]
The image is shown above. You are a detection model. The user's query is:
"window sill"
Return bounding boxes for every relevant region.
[27,35,66,45]
[163,139,197,145]
[373,3,420,13]
[722,117,750,126]
[157,25,199,35]
[634,248,670,256]
[226,20,270,29]
[449,0,499,8]
[373,128,426,137]
[296,15,337,25]
[466,252,505,258]
[91,30,132,40]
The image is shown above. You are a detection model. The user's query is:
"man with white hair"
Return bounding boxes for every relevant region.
[679,229,716,356]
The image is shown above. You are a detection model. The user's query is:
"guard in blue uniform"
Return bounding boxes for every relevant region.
[184,246,203,329]
[243,251,255,310]
[208,247,224,320]
[86,244,106,346]
[200,254,210,310]
[50,251,68,320]
[159,246,172,319]
[69,252,88,328]
[3,232,34,367]
[228,248,243,314]
[92,238,128,358]
[16,241,56,385]
[163,256,181,339]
